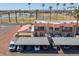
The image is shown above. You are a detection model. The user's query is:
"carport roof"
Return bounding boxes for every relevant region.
[15,37,50,45]
[52,37,79,45]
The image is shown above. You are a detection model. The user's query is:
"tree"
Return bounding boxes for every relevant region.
[74,7,79,36]
[42,3,45,20]
[28,3,31,11]
[36,9,39,20]
[28,3,31,23]
[70,3,74,20]
[8,12,11,23]
[63,3,66,20]
[56,3,59,20]
[19,9,21,17]
[74,8,79,26]
[0,15,2,24]
[49,6,52,21]
[15,11,18,23]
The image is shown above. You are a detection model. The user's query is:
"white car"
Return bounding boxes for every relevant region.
[34,46,40,51]
[9,40,16,52]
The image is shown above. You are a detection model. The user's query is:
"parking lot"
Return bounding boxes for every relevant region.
[0,25,20,55]
[1,25,79,56]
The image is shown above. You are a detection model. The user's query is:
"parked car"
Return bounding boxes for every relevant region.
[9,40,16,52]
[34,46,40,51]
[61,45,71,50]
[16,46,23,52]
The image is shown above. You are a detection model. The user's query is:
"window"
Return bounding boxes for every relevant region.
[76,27,79,30]
[55,28,59,31]
[49,27,53,30]
[35,26,45,31]
[63,27,72,31]
[10,44,15,47]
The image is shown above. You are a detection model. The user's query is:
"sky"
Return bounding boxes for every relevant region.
[0,3,79,10]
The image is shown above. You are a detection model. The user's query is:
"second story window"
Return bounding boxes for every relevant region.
[62,27,73,31]
[49,27,53,30]
[55,28,60,31]
[35,26,45,31]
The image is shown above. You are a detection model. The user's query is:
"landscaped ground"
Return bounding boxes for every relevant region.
[0,13,76,24]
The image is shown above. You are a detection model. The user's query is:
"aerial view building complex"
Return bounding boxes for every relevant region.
[1,3,79,55]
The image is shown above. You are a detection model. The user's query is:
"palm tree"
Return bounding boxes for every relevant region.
[74,7,79,36]
[19,9,21,17]
[42,3,45,20]
[49,6,52,21]
[15,11,18,23]
[36,9,39,20]
[0,15,2,24]
[56,3,59,20]
[74,8,79,26]
[63,3,66,20]
[70,3,74,20]
[28,3,31,11]
[8,12,11,23]
[28,3,31,23]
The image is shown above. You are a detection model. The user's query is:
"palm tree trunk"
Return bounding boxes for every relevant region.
[15,11,17,23]
[56,6,58,20]
[0,16,2,24]
[74,19,79,37]
[43,6,44,20]
[50,10,52,21]
[56,3,59,20]
[63,3,66,20]
[42,4,45,20]
[29,5,31,23]
[19,9,21,17]
[8,12,11,23]
[36,9,39,20]
[76,19,79,35]
[28,3,31,23]
[49,6,52,21]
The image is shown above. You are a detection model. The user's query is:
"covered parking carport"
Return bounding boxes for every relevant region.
[52,37,79,54]
[15,37,56,53]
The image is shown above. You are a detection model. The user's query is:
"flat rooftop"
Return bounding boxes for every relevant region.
[52,37,79,45]
[15,37,50,45]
